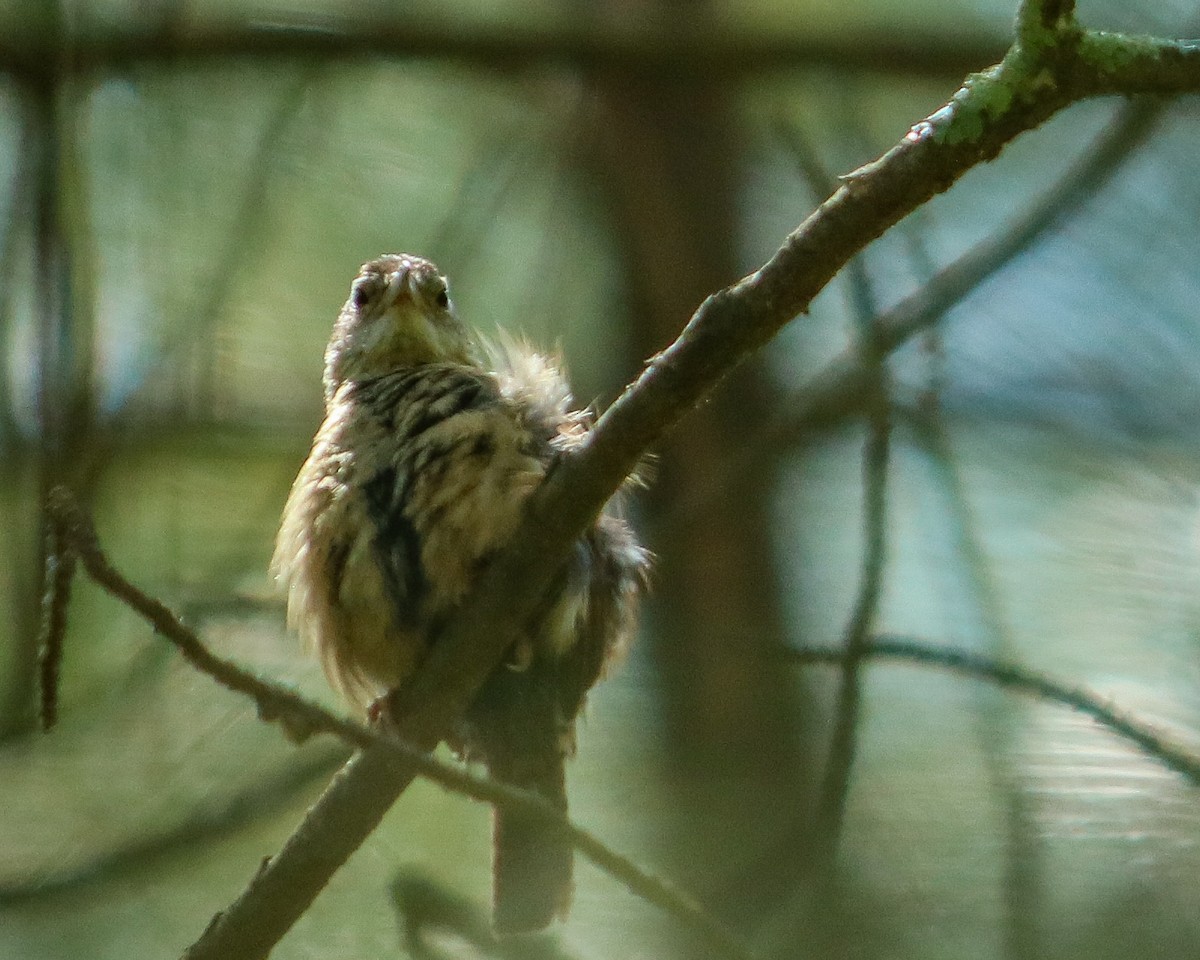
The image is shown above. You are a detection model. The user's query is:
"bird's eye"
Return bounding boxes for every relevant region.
[351,279,377,310]
[435,288,450,310]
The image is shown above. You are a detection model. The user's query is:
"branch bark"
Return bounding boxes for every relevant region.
[39,490,753,960]
[129,17,1200,960]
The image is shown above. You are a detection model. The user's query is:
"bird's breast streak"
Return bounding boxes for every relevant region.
[401,404,546,616]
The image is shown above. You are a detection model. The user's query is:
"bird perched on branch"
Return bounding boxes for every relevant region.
[273,254,648,934]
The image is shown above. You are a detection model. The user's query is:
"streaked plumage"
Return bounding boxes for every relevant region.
[273,254,648,933]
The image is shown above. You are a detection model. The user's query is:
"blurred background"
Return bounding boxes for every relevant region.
[5,1,1200,958]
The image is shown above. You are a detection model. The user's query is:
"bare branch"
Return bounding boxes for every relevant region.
[176,20,1200,958]
[36,521,74,732]
[813,396,891,861]
[0,23,1003,86]
[1079,32,1200,95]
[39,489,753,960]
[788,637,1200,787]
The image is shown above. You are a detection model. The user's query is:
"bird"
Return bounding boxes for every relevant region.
[272,254,648,934]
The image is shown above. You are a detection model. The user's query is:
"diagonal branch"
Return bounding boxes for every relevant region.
[775,119,895,863]
[787,636,1200,786]
[183,19,1200,960]
[38,490,752,960]
[673,93,1165,525]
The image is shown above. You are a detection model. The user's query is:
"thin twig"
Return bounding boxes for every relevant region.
[36,520,74,731]
[40,488,754,960]
[0,24,1004,87]
[775,118,895,861]
[787,636,1200,786]
[904,409,1042,960]
[813,394,890,858]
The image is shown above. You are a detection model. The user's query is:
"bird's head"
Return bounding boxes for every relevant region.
[323,254,478,398]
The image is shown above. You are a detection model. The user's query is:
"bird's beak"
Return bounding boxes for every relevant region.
[381,266,410,311]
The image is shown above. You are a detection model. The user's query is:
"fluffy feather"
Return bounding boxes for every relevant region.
[273,254,648,933]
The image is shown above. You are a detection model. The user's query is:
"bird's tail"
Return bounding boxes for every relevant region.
[488,747,572,935]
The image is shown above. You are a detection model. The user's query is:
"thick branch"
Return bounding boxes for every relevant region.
[40,490,752,960]
[187,20,1200,960]
[36,524,74,731]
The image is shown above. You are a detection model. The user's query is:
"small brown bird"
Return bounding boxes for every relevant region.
[273,254,648,934]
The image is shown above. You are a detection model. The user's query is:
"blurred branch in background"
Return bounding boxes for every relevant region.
[788,636,1200,786]
[38,487,1200,952]
[579,0,816,927]
[812,396,890,865]
[0,101,41,741]
[659,94,1170,937]
[35,480,1200,955]
[189,66,322,418]
[0,21,1004,87]
[62,65,325,474]
[774,116,892,870]
[674,94,1168,529]
[8,4,100,742]
[768,96,1173,949]
[906,406,1044,960]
